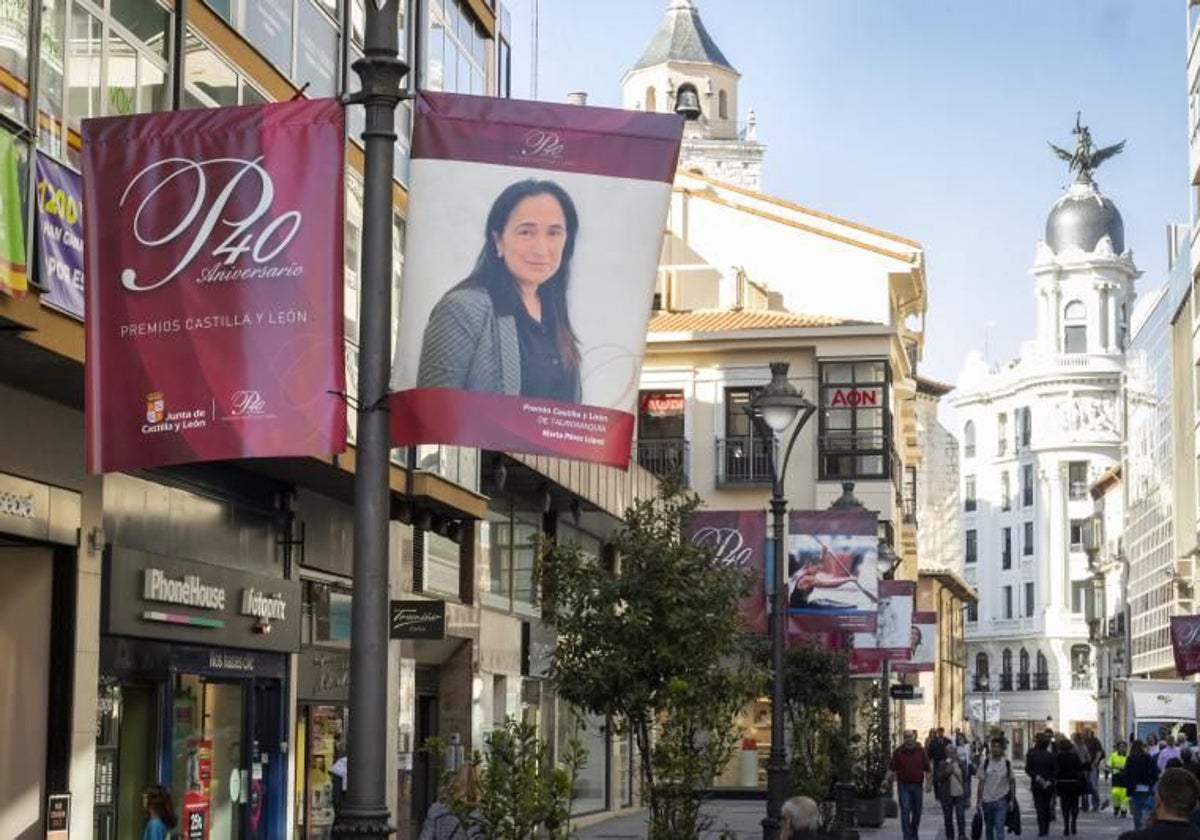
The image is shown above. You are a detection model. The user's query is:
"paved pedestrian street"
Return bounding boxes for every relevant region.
[576,774,1138,839]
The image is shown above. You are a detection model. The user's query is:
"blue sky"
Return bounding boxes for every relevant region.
[505,0,1189,385]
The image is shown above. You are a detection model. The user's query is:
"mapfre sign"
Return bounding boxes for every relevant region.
[826,387,882,407]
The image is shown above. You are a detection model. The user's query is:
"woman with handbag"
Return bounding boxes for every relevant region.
[1055,736,1084,835]
[936,756,968,840]
[1123,738,1160,830]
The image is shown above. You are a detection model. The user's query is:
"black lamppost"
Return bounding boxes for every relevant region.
[752,362,816,840]
[827,482,864,840]
[334,1,408,837]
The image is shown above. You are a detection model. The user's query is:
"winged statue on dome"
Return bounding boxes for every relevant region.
[1048,112,1125,184]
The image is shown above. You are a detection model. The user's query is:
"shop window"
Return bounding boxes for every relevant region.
[819,360,890,481]
[38,0,69,160]
[111,0,171,60]
[306,581,352,647]
[0,0,29,124]
[557,703,607,815]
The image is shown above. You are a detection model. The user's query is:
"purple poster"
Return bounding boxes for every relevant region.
[684,509,767,634]
[35,155,85,319]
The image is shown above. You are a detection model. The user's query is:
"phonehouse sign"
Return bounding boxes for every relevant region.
[81,99,347,473]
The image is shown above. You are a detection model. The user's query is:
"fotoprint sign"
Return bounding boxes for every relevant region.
[892,611,937,673]
[1171,615,1200,677]
[787,508,879,632]
[683,510,767,635]
[82,99,347,473]
[852,579,914,661]
[388,92,683,467]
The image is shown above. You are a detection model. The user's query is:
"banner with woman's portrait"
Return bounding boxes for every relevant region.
[786,509,879,632]
[892,611,937,673]
[388,92,683,467]
[851,579,914,661]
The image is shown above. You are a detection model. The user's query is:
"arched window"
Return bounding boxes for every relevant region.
[645,86,657,112]
[718,89,728,120]
[1064,299,1087,353]
[1036,651,1048,689]
[976,652,989,691]
[1019,649,1030,689]
[1002,648,1013,690]
[963,420,976,459]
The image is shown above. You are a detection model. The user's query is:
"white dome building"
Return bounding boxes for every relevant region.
[955,122,1138,750]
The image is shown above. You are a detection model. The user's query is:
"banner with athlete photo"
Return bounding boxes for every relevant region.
[82,99,347,473]
[388,92,683,468]
[786,508,879,632]
[683,510,767,635]
[852,580,914,661]
[892,611,936,673]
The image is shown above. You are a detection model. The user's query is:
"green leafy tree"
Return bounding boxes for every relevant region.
[435,717,585,839]
[541,484,763,839]
[851,681,888,798]
[778,641,851,803]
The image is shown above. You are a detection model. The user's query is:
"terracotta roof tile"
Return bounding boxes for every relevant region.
[648,309,870,333]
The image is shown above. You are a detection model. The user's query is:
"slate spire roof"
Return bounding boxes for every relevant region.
[630,0,735,73]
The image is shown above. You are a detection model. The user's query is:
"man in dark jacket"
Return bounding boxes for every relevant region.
[1118,767,1200,839]
[1025,733,1058,837]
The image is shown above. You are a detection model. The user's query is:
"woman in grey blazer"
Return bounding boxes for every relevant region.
[417,179,583,402]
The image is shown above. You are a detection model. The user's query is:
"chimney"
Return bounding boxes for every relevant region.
[566,91,588,106]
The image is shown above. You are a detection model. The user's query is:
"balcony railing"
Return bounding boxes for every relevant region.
[635,438,690,485]
[999,673,1014,692]
[1017,673,1031,691]
[1071,671,1092,690]
[716,436,775,486]
[902,497,917,526]
[1069,481,1089,500]
[972,675,989,692]
[1034,671,1049,690]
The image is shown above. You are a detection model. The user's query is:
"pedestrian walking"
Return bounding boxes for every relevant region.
[1087,730,1106,811]
[935,754,967,840]
[1026,732,1058,837]
[1056,736,1085,836]
[141,784,178,840]
[976,736,1014,840]
[887,729,932,840]
[1110,741,1130,818]
[1125,739,1161,830]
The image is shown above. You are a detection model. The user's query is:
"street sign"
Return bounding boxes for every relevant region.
[890,684,917,700]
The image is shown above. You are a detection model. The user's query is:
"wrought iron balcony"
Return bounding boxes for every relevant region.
[1034,671,1049,690]
[1071,671,1092,690]
[999,673,1014,692]
[1017,673,1031,691]
[972,675,990,692]
[716,436,775,486]
[635,438,690,485]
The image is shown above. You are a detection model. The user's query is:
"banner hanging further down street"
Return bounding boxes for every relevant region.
[82,99,347,473]
[389,92,683,467]
[892,611,937,673]
[1171,615,1200,677]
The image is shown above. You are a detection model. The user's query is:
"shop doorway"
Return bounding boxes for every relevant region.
[412,685,441,830]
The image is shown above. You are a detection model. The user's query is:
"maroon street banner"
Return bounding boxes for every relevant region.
[82,99,347,473]
[1171,615,1200,677]
[787,508,879,632]
[683,510,767,635]
[852,580,915,661]
[892,611,937,673]
[388,92,683,467]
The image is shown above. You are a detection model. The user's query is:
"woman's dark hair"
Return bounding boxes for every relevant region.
[459,179,581,370]
[1130,739,1146,757]
[143,784,177,829]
